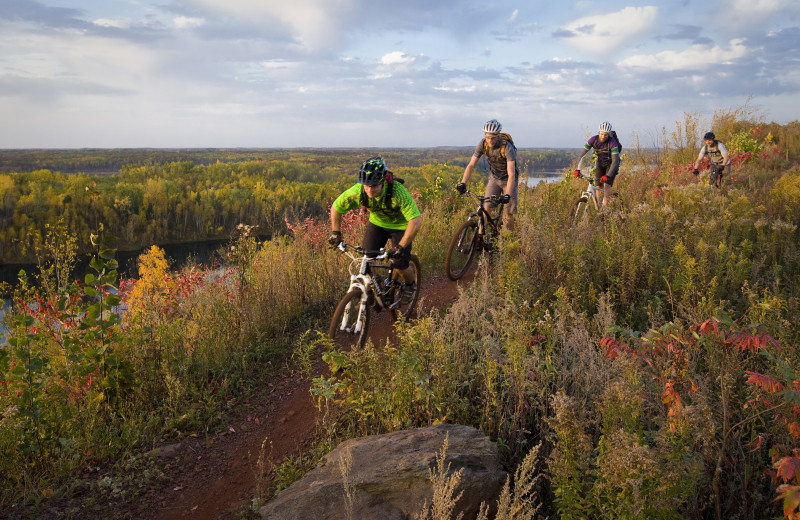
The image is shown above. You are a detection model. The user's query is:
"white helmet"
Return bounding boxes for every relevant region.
[598,121,612,133]
[483,119,502,134]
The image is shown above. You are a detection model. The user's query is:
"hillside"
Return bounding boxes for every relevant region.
[3,111,800,518]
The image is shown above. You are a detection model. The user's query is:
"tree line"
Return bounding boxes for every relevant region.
[0,148,577,264]
[0,147,576,175]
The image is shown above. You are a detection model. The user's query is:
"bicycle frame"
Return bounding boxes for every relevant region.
[464,190,505,237]
[445,190,508,280]
[575,172,604,210]
[333,242,399,335]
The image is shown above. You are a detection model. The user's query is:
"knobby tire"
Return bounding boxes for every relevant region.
[570,196,589,225]
[445,220,478,280]
[389,255,421,321]
[329,287,369,348]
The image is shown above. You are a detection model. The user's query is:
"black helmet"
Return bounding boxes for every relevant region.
[358,157,387,186]
[704,131,716,141]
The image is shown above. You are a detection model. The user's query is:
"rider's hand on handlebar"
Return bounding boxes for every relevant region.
[498,194,510,204]
[328,231,342,247]
[600,175,608,183]
[456,182,467,194]
[573,169,581,178]
[388,245,405,258]
[692,169,700,176]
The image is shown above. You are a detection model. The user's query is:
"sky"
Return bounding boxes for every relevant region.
[1,0,799,149]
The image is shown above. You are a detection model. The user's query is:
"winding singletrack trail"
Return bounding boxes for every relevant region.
[137,272,474,520]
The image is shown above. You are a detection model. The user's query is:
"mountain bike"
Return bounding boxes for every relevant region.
[445,190,507,281]
[570,170,605,224]
[707,163,727,187]
[329,241,421,348]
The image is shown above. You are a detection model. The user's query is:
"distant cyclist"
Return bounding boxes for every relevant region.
[693,131,730,187]
[573,121,620,207]
[456,119,517,231]
[328,157,422,302]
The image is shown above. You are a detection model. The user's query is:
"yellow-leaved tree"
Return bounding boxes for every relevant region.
[124,245,173,326]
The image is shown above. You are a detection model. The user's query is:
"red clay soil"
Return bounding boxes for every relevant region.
[135,272,473,520]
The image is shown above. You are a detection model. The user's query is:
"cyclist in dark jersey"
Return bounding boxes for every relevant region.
[693,131,730,187]
[456,119,518,231]
[328,157,422,301]
[574,121,620,207]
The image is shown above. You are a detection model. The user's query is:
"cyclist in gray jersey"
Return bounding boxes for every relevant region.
[456,119,519,231]
[693,131,730,187]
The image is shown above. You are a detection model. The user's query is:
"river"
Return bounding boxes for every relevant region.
[526,171,563,186]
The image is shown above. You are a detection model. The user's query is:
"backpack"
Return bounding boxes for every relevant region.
[483,132,517,159]
[359,171,404,208]
[611,130,622,153]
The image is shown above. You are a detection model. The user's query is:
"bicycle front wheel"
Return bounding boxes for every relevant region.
[445,220,478,280]
[389,255,421,321]
[570,196,589,225]
[329,287,370,348]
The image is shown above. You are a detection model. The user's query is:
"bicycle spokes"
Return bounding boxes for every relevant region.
[329,287,370,347]
[445,220,478,280]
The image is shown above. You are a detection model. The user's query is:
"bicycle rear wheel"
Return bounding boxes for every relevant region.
[570,196,589,225]
[445,220,478,280]
[389,255,421,321]
[329,287,370,348]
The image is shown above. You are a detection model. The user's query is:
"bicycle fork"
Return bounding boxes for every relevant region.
[338,278,370,334]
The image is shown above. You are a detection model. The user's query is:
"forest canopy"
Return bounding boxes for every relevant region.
[0,148,577,264]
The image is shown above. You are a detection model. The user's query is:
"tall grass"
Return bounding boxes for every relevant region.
[313,110,800,517]
[3,108,800,517]
[0,162,463,510]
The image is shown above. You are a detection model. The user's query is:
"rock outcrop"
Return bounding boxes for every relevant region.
[260,423,507,520]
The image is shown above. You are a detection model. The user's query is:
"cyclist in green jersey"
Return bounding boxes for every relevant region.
[328,157,422,300]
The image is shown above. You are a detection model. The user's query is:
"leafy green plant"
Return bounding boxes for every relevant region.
[0,229,133,502]
[728,131,762,156]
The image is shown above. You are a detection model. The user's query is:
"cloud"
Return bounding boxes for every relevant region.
[723,0,800,31]
[183,0,361,52]
[180,0,504,54]
[730,0,791,15]
[619,39,748,71]
[762,27,800,59]
[0,0,86,29]
[92,18,131,29]
[381,52,416,66]
[555,6,659,57]
[659,24,706,42]
[174,16,205,29]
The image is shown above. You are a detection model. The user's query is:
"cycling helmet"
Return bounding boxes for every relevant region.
[598,121,613,133]
[704,131,716,141]
[358,157,388,186]
[483,119,502,134]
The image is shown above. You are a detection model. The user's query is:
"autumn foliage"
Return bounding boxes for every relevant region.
[3,108,800,517]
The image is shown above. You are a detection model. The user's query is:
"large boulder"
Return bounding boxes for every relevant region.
[260,423,508,520]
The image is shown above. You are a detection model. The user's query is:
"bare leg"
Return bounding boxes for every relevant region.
[503,212,515,232]
[602,183,613,206]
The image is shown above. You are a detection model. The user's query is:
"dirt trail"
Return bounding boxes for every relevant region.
[138,272,472,520]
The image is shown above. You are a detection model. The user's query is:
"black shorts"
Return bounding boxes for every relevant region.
[596,162,619,186]
[362,221,412,269]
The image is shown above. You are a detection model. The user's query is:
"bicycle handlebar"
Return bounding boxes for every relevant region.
[573,171,600,186]
[334,241,390,260]
[461,189,509,205]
